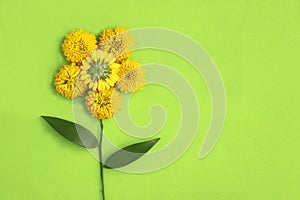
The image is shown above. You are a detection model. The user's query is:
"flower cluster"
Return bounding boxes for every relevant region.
[54,27,145,119]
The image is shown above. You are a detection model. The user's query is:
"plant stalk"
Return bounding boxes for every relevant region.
[99,119,105,200]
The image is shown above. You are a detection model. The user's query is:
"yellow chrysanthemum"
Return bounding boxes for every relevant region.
[99,27,135,63]
[116,66,145,93]
[62,29,97,64]
[85,88,121,119]
[79,49,120,91]
[118,59,141,78]
[54,63,87,99]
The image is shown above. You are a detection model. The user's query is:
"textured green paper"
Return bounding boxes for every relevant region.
[0,0,299,199]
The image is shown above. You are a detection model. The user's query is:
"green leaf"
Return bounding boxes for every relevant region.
[41,116,98,148]
[104,138,160,169]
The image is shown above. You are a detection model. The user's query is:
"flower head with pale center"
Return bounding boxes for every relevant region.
[54,27,145,119]
[99,27,135,63]
[79,49,120,91]
[54,63,87,99]
[62,29,97,64]
[116,66,145,93]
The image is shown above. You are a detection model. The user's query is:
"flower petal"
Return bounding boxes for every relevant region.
[98,80,104,91]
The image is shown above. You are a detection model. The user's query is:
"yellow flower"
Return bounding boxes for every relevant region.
[54,63,87,99]
[118,59,141,78]
[85,88,121,119]
[99,27,135,63]
[79,49,120,91]
[62,29,97,64]
[116,66,145,93]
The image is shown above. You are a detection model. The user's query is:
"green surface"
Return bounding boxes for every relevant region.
[0,0,300,199]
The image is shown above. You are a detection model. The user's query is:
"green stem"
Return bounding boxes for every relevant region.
[99,119,105,200]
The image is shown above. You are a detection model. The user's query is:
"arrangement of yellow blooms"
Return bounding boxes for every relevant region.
[42,27,160,200]
[54,27,145,119]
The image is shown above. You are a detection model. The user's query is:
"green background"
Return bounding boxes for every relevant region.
[0,0,299,199]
